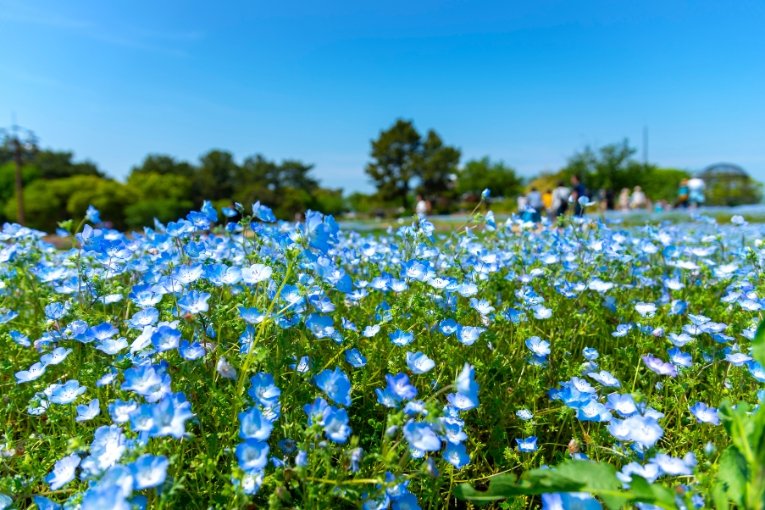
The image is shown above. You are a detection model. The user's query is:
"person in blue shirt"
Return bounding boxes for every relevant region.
[570,175,587,216]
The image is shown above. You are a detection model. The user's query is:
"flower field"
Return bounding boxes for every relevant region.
[1,202,764,509]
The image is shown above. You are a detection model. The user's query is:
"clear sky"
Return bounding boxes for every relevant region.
[1,0,764,193]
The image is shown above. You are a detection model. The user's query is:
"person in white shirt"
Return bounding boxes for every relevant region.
[415,194,429,218]
[551,181,570,218]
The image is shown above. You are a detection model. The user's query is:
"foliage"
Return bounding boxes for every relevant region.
[457,157,524,200]
[0,201,764,509]
[705,174,763,207]
[365,119,460,210]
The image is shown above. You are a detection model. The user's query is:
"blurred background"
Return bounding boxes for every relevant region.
[1,0,764,229]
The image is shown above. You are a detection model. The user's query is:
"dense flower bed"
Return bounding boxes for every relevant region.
[0,203,763,509]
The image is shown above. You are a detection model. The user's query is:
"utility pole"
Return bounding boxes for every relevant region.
[2,121,38,226]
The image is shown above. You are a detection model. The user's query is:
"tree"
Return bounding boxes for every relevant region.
[366,119,460,211]
[457,157,523,200]
[130,154,194,178]
[32,150,105,179]
[559,140,648,193]
[194,150,238,204]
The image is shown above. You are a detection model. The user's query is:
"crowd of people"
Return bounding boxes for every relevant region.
[516,176,706,223]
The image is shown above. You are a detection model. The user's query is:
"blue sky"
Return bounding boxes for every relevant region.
[1,0,764,192]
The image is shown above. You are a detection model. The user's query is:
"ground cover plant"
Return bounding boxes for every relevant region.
[1,201,764,509]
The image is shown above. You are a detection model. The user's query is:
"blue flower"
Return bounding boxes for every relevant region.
[46,453,80,490]
[177,290,211,315]
[249,373,282,409]
[240,407,274,441]
[406,352,435,375]
[516,436,538,452]
[389,329,414,346]
[443,443,470,469]
[448,364,479,411]
[76,399,100,422]
[525,337,550,357]
[344,348,367,368]
[690,402,720,425]
[252,201,276,222]
[403,421,441,452]
[323,407,352,444]
[151,325,182,352]
[130,454,169,489]
[236,439,269,472]
[48,380,86,405]
[85,205,101,223]
[315,367,352,407]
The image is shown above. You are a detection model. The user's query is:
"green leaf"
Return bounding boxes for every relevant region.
[753,319,765,368]
[454,474,523,503]
[627,476,678,509]
[716,446,747,508]
[712,482,730,510]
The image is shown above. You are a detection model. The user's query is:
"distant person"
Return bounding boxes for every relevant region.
[542,189,553,214]
[605,188,615,210]
[570,175,587,216]
[676,179,690,208]
[526,187,543,222]
[415,194,429,218]
[552,181,570,217]
[688,177,705,208]
[517,194,528,215]
[618,188,630,211]
[630,186,648,210]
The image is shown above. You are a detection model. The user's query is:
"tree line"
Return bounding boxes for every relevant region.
[1,118,760,232]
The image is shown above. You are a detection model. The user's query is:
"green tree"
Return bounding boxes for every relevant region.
[194,150,238,204]
[32,150,105,179]
[705,174,762,206]
[4,176,135,231]
[560,140,648,193]
[366,119,460,211]
[124,171,194,228]
[457,157,523,200]
[130,154,195,178]
[365,119,423,210]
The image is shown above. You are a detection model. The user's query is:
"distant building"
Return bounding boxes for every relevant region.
[697,163,762,206]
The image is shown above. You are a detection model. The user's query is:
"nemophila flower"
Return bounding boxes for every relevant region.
[179,340,206,360]
[612,323,632,337]
[747,360,765,382]
[608,415,663,448]
[516,436,538,452]
[649,453,695,477]
[406,352,435,375]
[389,329,413,346]
[582,347,599,361]
[576,399,613,422]
[386,373,418,401]
[127,307,159,329]
[587,370,621,388]
[46,453,80,490]
[15,362,47,383]
[48,380,86,405]
[33,496,59,510]
[542,492,602,510]
[252,201,276,222]
[109,400,138,424]
[315,367,352,407]
[306,314,335,339]
[177,290,210,315]
[642,354,678,377]
[363,324,381,338]
[449,363,479,411]
[532,305,552,320]
[690,402,720,425]
[96,368,118,387]
[725,351,752,366]
[80,484,130,510]
[470,298,495,316]
[237,439,269,472]
[0,309,18,324]
[96,336,128,355]
[668,347,692,368]
[525,336,550,357]
[44,301,69,321]
[344,348,367,368]
[437,318,459,336]
[635,302,657,318]
[443,442,470,469]
[249,373,282,409]
[122,364,171,402]
[457,326,485,346]
[240,407,274,441]
[147,393,195,439]
[588,278,614,293]
[130,454,169,489]
[9,330,30,347]
[617,461,661,484]
[290,355,311,374]
[76,399,100,422]
[516,409,533,421]
[152,325,181,352]
[80,425,128,477]
[242,263,273,284]
[323,407,352,443]
[403,421,441,452]
[606,393,638,417]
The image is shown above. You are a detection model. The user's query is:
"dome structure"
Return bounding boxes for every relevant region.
[699,163,749,179]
